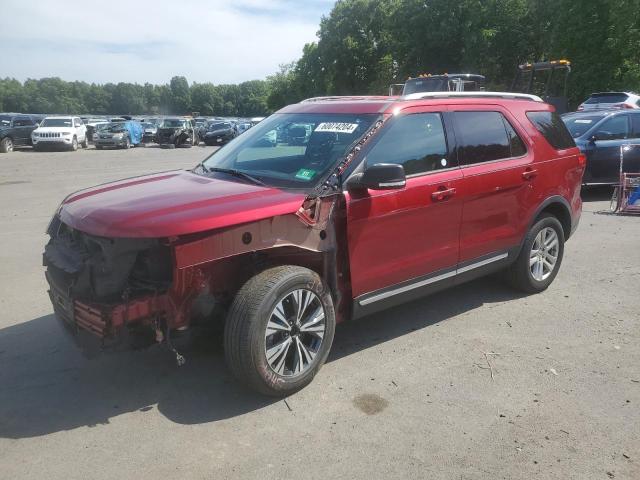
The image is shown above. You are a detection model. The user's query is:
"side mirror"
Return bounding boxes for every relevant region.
[347,163,406,191]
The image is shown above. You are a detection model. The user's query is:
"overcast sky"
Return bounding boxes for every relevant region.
[0,0,334,85]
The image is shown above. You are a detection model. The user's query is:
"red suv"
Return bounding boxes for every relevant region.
[44,92,584,396]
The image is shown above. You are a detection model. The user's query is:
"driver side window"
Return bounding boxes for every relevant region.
[365,113,450,175]
[595,115,629,140]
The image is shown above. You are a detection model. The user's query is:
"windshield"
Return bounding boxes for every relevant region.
[105,123,126,133]
[41,118,73,127]
[208,122,229,130]
[201,113,379,190]
[0,116,11,127]
[403,78,447,95]
[141,122,156,129]
[562,114,606,138]
[161,119,186,128]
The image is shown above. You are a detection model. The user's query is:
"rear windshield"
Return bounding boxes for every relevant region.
[562,114,606,138]
[584,93,628,104]
[527,111,575,149]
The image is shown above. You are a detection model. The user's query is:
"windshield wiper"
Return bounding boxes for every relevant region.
[200,166,266,187]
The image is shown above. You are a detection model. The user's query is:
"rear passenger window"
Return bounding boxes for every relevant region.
[527,111,575,149]
[453,111,524,164]
[630,115,640,139]
[366,112,450,175]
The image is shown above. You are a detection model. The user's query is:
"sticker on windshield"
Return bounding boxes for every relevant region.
[574,119,593,124]
[315,122,359,134]
[295,168,317,181]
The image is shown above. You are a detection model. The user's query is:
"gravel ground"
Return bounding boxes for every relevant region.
[0,145,639,480]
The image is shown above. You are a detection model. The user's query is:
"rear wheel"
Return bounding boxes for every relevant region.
[224,266,335,396]
[81,136,88,148]
[0,137,13,153]
[506,214,564,293]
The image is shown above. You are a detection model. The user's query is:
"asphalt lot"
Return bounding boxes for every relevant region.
[0,145,639,480]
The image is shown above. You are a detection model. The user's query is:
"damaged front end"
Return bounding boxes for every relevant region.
[156,127,195,148]
[43,215,188,354]
[43,193,349,359]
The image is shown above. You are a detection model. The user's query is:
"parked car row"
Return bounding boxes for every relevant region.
[562,91,640,185]
[0,113,262,153]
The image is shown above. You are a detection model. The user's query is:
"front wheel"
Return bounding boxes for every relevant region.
[224,266,335,396]
[70,136,78,151]
[0,137,14,153]
[506,214,564,293]
[81,136,88,148]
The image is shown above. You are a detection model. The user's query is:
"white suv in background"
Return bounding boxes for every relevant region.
[31,117,88,151]
[577,92,640,111]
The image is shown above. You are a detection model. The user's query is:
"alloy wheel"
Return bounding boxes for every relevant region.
[264,289,326,377]
[529,227,559,281]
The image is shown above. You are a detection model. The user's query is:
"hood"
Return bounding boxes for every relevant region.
[58,170,306,238]
[35,126,75,133]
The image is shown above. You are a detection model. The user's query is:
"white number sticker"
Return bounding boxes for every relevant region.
[315,122,359,134]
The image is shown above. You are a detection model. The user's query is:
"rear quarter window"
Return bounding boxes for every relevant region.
[526,111,575,150]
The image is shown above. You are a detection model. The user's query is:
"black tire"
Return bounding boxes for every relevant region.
[224,266,336,396]
[506,214,565,293]
[0,137,13,153]
[81,136,88,148]
[95,145,103,150]
[123,136,130,149]
[70,136,78,151]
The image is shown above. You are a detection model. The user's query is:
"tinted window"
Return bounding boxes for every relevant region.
[453,111,512,164]
[366,113,450,175]
[584,93,628,104]
[13,117,34,127]
[595,115,628,140]
[527,111,575,149]
[562,114,606,138]
[503,118,527,157]
[630,115,640,139]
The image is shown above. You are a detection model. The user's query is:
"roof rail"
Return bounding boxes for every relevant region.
[300,95,392,103]
[402,91,544,102]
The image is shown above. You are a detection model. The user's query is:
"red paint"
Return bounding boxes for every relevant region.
[51,95,583,340]
[59,170,306,238]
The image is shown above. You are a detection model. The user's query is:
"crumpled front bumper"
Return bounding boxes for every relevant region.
[46,270,170,353]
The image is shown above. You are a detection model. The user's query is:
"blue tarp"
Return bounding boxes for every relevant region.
[121,121,143,145]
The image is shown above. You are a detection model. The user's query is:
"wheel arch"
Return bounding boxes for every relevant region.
[529,196,573,241]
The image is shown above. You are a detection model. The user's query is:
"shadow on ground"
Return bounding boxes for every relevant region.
[0,276,522,439]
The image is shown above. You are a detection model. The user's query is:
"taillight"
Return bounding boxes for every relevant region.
[577,105,584,111]
[621,103,634,109]
[578,153,587,167]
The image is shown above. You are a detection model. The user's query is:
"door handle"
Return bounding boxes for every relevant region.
[431,187,456,202]
[522,169,538,181]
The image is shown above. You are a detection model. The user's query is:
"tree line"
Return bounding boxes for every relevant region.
[1,0,639,116]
